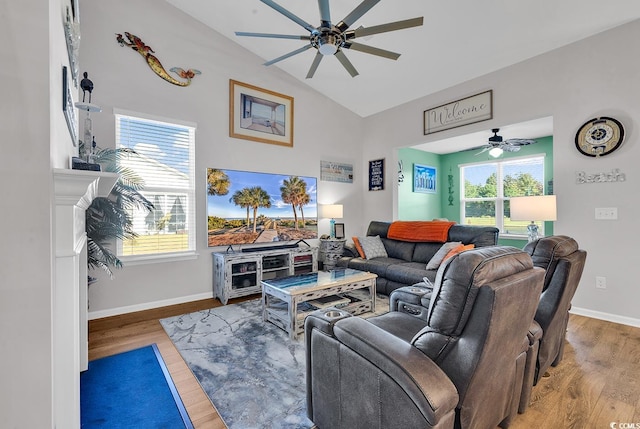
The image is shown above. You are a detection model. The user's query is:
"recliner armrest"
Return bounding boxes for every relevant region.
[390,285,432,319]
[527,319,543,345]
[333,317,458,425]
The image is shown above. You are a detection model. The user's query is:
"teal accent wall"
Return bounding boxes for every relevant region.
[399,136,554,247]
[397,148,442,220]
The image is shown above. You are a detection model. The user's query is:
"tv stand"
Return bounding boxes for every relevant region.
[212,245,318,304]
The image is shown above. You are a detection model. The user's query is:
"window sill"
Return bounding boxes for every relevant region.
[118,251,199,266]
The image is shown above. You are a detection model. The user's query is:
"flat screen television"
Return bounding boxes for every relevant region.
[207,168,318,248]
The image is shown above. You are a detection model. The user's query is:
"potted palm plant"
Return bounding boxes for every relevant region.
[81,142,154,281]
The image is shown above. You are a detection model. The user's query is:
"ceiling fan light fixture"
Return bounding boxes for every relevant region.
[318,40,338,55]
[489,147,503,158]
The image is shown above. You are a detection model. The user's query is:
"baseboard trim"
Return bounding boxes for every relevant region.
[571,306,640,328]
[88,292,214,320]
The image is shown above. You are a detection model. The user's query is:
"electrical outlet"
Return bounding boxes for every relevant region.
[595,276,607,289]
[595,207,618,220]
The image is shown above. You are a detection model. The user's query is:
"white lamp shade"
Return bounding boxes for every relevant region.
[489,147,503,158]
[510,195,557,221]
[320,204,343,219]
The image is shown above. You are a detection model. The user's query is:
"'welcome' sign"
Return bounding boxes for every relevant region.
[424,90,493,135]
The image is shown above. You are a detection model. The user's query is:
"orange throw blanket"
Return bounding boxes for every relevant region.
[387,221,456,243]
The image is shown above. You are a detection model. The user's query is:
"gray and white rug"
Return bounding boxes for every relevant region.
[160,295,389,429]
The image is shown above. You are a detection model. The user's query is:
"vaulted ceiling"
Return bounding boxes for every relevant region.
[167,0,640,119]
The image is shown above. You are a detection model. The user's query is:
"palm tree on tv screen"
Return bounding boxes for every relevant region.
[246,186,271,232]
[207,168,230,196]
[280,176,309,230]
[230,188,253,228]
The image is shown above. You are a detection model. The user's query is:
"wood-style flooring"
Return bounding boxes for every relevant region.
[88,297,640,428]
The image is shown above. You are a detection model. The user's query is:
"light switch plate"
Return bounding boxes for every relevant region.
[595,207,618,220]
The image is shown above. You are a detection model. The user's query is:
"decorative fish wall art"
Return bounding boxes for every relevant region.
[116,32,201,87]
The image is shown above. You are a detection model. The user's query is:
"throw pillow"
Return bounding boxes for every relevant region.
[426,241,462,270]
[443,243,475,261]
[358,235,388,259]
[352,237,365,258]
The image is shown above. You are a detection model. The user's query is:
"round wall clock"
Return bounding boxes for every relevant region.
[575,116,625,157]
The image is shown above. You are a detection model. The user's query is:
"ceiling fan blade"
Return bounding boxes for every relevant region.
[263,44,312,66]
[344,41,400,60]
[351,16,424,38]
[335,50,359,77]
[318,0,331,26]
[505,138,536,146]
[306,52,324,79]
[336,0,381,32]
[235,32,311,41]
[260,0,317,33]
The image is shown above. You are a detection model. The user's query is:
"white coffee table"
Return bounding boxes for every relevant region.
[261,268,377,339]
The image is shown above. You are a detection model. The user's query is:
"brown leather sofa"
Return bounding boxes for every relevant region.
[305,246,544,429]
[518,235,587,413]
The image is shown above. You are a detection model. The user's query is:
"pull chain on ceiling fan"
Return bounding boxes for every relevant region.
[235,0,424,78]
[471,128,537,158]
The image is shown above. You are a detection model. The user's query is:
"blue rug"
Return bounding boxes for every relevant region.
[80,343,193,429]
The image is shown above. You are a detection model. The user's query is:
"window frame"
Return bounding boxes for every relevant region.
[114,108,198,264]
[459,154,546,238]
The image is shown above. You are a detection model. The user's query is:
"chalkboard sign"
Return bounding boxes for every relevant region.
[368,159,384,191]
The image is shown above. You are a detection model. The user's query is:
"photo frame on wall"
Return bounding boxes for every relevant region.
[413,164,437,193]
[229,79,294,147]
[63,0,80,87]
[368,158,384,191]
[334,223,345,239]
[62,66,78,147]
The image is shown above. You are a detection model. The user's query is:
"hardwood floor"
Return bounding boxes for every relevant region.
[88,299,640,428]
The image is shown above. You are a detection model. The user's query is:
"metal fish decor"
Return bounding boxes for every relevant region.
[116,32,201,86]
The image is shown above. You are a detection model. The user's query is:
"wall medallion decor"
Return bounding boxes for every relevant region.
[229,80,294,147]
[116,32,201,87]
[575,116,625,157]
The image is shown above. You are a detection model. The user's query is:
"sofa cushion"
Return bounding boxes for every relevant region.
[385,262,431,286]
[425,241,462,270]
[382,237,415,261]
[357,235,388,259]
[344,256,404,277]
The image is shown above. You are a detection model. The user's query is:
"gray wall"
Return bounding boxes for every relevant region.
[79,0,365,316]
[360,21,640,325]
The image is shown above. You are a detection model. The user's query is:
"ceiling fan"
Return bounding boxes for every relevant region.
[472,128,537,157]
[235,0,424,78]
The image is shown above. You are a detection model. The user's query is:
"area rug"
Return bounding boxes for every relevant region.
[80,343,193,429]
[160,295,389,429]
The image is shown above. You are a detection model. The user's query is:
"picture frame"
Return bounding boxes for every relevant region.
[320,161,354,183]
[413,164,437,193]
[62,66,78,147]
[423,90,493,135]
[368,158,385,191]
[334,223,345,239]
[63,0,80,88]
[229,79,294,147]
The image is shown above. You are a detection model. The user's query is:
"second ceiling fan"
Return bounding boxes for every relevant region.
[235,0,424,78]
[472,128,537,158]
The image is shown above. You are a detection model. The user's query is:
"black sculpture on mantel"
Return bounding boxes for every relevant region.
[80,72,94,103]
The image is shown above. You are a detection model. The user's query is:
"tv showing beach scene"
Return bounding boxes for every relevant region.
[207,168,318,247]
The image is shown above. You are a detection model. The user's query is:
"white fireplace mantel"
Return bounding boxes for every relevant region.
[52,168,118,429]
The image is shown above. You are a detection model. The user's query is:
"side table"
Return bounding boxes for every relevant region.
[319,238,346,271]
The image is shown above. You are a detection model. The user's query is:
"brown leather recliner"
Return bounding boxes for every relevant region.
[305,246,544,429]
[518,235,587,413]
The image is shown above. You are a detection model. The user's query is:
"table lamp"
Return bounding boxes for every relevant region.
[320,204,343,238]
[510,195,557,242]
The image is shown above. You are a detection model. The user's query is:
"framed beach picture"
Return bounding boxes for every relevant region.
[229,79,294,147]
[413,164,437,193]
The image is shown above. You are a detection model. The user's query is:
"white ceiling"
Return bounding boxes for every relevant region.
[166,0,640,120]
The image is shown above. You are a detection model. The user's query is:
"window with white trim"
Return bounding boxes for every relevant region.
[460,156,545,237]
[115,110,196,258]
